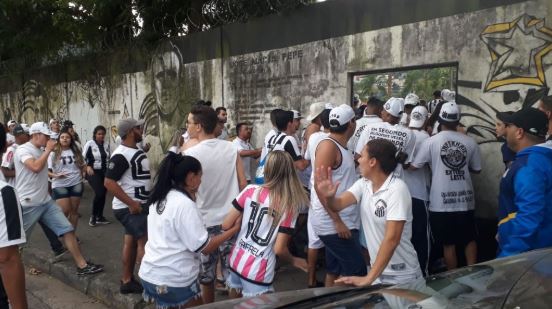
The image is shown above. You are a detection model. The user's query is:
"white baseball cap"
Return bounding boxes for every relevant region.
[409,106,429,128]
[383,97,405,118]
[291,110,303,119]
[306,102,327,121]
[404,93,420,106]
[29,122,53,136]
[441,89,456,102]
[439,102,461,123]
[7,120,16,127]
[325,103,335,109]
[329,104,355,128]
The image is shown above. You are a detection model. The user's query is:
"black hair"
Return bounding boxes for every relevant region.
[440,120,459,131]
[0,123,5,153]
[194,99,212,107]
[270,108,284,127]
[236,122,248,136]
[147,152,202,213]
[275,110,293,132]
[366,139,405,175]
[542,95,552,112]
[355,106,366,120]
[215,106,227,114]
[367,97,383,106]
[433,90,442,98]
[329,120,350,133]
[191,105,218,134]
[319,109,331,128]
[93,125,107,142]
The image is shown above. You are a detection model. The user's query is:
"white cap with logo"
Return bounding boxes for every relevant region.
[404,93,420,106]
[439,102,461,123]
[441,89,456,102]
[409,106,429,128]
[329,104,355,128]
[383,97,405,118]
[29,122,53,136]
[291,110,303,120]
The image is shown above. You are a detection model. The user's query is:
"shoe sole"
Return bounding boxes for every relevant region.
[77,268,104,276]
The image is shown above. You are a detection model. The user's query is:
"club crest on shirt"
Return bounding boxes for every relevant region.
[440,141,467,170]
[374,199,387,218]
[108,162,115,170]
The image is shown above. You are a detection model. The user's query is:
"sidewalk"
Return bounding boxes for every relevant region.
[21,184,311,308]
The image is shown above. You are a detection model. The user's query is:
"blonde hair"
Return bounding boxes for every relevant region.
[53,131,85,169]
[263,151,309,219]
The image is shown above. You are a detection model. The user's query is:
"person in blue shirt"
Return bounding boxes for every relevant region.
[497,108,552,257]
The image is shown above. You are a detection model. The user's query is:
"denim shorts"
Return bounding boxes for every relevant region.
[113,208,147,238]
[199,225,234,284]
[141,279,200,308]
[318,229,367,277]
[22,200,74,237]
[226,271,274,297]
[52,183,84,199]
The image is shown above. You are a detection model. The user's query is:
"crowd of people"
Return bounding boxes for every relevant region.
[0,91,550,309]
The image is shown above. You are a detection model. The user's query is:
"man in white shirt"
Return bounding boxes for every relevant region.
[233,122,261,183]
[0,124,27,309]
[184,105,247,304]
[216,107,229,140]
[313,104,364,286]
[15,122,103,276]
[5,120,16,146]
[272,110,309,171]
[355,97,416,179]
[348,97,383,151]
[411,102,482,270]
[2,124,30,187]
[403,106,432,275]
[104,118,151,294]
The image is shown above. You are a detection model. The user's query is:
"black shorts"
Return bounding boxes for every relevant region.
[429,210,476,246]
[318,229,367,277]
[113,208,147,238]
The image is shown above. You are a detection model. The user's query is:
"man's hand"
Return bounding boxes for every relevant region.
[45,139,57,152]
[334,219,351,239]
[336,275,373,287]
[128,200,142,215]
[86,166,95,176]
[315,166,340,199]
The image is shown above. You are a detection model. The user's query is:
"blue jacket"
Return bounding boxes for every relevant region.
[497,141,552,257]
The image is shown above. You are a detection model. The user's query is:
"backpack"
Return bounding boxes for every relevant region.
[255,132,285,184]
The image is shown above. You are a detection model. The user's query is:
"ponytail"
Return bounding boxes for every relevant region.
[147,152,202,213]
[366,139,403,175]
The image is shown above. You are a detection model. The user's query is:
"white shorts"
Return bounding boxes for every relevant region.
[307,213,324,249]
[0,185,26,248]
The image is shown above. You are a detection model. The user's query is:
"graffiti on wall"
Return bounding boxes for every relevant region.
[460,14,551,144]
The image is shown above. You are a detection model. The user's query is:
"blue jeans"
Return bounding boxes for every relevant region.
[141,279,200,308]
[22,200,74,237]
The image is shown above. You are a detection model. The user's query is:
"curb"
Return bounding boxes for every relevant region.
[22,246,146,309]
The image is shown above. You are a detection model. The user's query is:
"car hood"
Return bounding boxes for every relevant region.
[198,248,552,308]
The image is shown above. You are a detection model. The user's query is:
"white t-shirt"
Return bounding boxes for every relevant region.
[6,133,14,145]
[260,129,278,162]
[355,122,416,178]
[106,145,151,210]
[411,130,482,212]
[0,181,26,248]
[48,149,83,189]
[229,185,297,285]
[14,142,51,207]
[139,190,209,287]
[233,137,253,181]
[347,115,383,153]
[403,129,431,201]
[304,131,329,190]
[348,175,421,277]
[1,144,18,187]
[310,137,360,236]
[184,139,240,227]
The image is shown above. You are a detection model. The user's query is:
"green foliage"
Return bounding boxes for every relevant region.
[0,0,314,63]
[353,67,457,102]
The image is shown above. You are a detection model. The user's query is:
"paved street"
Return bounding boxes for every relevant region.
[26,271,108,309]
[21,183,315,308]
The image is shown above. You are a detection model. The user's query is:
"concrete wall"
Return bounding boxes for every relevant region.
[0,0,551,218]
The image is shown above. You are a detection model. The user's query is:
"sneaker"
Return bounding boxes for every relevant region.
[76,262,104,276]
[89,216,97,227]
[120,278,143,294]
[95,216,111,225]
[52,248,68,263]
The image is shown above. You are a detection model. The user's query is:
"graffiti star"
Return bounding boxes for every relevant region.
[480,14,552,91]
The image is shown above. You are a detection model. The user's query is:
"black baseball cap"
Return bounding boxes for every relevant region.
[497,108,548,138]
[62,120,74,127]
